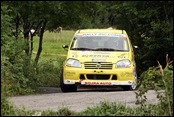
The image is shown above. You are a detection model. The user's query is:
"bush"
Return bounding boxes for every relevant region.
[1,94,15,116]
[135,55,173,116]
[34,57,65,87]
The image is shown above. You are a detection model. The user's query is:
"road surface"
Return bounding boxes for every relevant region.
[8,87,159,112]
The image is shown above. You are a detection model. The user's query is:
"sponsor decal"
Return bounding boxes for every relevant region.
[120,53,126,56]
[81,33,127,37]
[75,34,83,39]
[71,52,78,58]
[118,56,126,58]
[83,82,112,85]
[121,72,133,77]
[81,53,127,59]
[93,51,111,54]
[92,58,106,62]
[82,55,110,58]
[66,72,76,76]
[79,79,84,82]
[121,34,127,38]
[82,51,93,55]
[118,53,127,58]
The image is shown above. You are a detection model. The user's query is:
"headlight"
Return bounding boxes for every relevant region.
[116,60,131,68]
[66,59,81,68]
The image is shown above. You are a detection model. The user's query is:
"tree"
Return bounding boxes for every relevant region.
[108,1,173,75]
[6,1,62,64]
[3,1,173,74]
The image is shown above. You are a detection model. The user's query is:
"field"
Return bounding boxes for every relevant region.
[30,30,76,87]
[32,30,76,61]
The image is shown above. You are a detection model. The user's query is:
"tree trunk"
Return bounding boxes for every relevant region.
[15,15,20,40]
[29,21,42,56]
[24,28,30,55]
[163,1,169,22]
[30,35,34,56]
[35,20,47,64]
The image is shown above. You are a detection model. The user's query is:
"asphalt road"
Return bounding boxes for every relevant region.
[8,87,159,112]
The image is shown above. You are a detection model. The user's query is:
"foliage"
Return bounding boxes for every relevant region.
[34,57,65,87]
[1,2,36,97]
[3,1,173,75]
[76,101,171,116]
[105,1,173,77]
[135,55,173,116]
[41,107,76,116]
[1,27,37,96]
[1,95,16,116]
[2,99,172,116]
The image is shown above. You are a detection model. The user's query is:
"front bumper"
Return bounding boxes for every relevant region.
[64,79,133,86]
[63,66,136,86]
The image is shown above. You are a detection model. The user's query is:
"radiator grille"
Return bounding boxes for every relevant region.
[84,62,113,69]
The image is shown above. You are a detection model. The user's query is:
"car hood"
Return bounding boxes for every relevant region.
[67,50,130,63]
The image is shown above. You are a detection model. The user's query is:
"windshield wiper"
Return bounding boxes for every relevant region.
[71,48,93,50]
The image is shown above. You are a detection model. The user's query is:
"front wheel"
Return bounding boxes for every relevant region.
[60,84,77,92]
[60,69,77,92]
[122,77,137,91]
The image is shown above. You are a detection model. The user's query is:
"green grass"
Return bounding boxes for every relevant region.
[29,30,75,87]
[2,100,169,116]
[33,30,75,56]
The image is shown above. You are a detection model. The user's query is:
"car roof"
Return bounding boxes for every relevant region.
[76,28,127,35]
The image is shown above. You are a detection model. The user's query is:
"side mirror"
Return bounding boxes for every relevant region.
[62,44,68,48]
[133,46,138,49]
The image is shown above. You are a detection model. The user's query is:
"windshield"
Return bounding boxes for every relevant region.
[70,33,130,51]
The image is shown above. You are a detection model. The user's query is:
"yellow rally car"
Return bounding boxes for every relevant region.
[61,28,137,92]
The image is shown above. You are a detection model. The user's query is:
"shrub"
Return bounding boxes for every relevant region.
[34,57,65,87]
[135,54,173,116]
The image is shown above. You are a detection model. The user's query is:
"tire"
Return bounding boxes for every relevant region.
[60,84,77,92]
[122,77,137,91]
[122,86,132,91]
[60,69,77,92]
